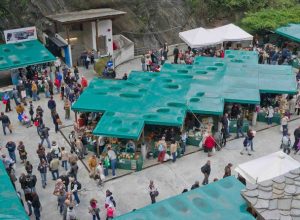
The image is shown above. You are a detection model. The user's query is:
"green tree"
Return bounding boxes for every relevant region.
[241,6,300,33]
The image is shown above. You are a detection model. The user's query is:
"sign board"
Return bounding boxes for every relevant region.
[4,26,37,44]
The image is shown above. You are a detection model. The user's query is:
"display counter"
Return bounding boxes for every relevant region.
[229,120,249,133]
[257,112,281,125]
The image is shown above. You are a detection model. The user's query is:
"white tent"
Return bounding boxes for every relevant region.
[235,151,300,184]
[179,23,253,48]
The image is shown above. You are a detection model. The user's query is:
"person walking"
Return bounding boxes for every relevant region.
[107,146,117,177]
[149,180,158,204]
[157,137,167,163]
[201,160,211,185]
[240,136,252,156]
[170,139,178,163]
[25,161,33,174]
[266,106,274,126]
[24,190,33,216]
[3,91,12,112]
[223,163,233,178]
[29,101,35,122]
[281,115,289,135]
[39,124,51,148]
[88,155,98,179]
[89,198,101,220]
[53,112,61,133]
[5,141,16,162]
[31,192,41,220]
[12,87,20,105]
[17,141,27,164]
[203,133,216,157]
[96,162,105,186]
[69,161,79,180]
[31,81,40,101]
[50,156,60,180]
[293,126,300,151]
[280,133,291,155]
[247,129,256,151]
[48,96,56,116]
[180,131,187,155]
[36,144,46,161]
[173,46,179,64]
[64,99,71,120]
[0,112,12,135]
[70,177,81,206]
[61,147,69,171]
[37,159,48,188]
[236,114,245,138]
[221,113,230,137]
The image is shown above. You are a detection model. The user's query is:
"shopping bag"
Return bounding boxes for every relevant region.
[21,90,26,98]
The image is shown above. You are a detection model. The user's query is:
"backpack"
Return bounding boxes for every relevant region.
[25,175,36,188]
[243,137,248,147]
[201,165,206,174]
[76,181,82,190]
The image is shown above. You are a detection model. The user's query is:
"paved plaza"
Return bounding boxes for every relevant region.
[0,67,299,220]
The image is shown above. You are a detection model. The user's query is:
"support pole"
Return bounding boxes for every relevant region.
[95,20,99,51]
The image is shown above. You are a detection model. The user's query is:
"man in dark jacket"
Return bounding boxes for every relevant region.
[0,112,12,135]
[221,113,230,137]
[39,125,51,148]
[173,46,179,64]
[6,141,16,162]
[47,96,56,116]
[236,114,245,138]
[201,160,211,185]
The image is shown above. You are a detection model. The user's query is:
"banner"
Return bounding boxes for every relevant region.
[4,26,37,44]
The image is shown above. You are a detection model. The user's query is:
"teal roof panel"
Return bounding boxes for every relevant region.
[115,176,255,220]
[0,40,55,71]
[275,23,300,43]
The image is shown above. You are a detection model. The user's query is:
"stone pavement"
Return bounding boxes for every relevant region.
[0,65,299,220]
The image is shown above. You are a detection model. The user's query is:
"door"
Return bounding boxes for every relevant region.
[97,35,107,55]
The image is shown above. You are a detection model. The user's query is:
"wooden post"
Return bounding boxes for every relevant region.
[95,20,99,51]
[75,111,78,124]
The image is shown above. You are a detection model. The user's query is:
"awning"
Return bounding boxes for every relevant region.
[275,23,300,43]
[0,161,29,219]
[179,23,253,48]
[0,40,56,71]
[235,151,300,184]
[115,176,255,220]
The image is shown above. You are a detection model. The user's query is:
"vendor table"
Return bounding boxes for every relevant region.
[257,112,281,125]
[229,120,249,133]
[187,136,203,147]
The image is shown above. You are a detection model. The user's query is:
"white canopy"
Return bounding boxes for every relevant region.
[179,23,253,48]
[235,151,300,184]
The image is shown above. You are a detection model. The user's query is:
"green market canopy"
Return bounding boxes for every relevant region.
[0,161,29,220]
[72,50,296,139]
[0,40,56,71]
[115,176,255,220]
[275,23,300,43]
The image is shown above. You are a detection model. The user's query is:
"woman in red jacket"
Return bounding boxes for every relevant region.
[203,133,216,157]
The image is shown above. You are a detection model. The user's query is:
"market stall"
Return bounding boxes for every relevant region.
[72,49,297,171]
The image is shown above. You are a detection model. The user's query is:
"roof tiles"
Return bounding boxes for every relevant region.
[242,168,300,219]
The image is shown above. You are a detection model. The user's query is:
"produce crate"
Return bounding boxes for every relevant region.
[257,112,281,125]
[187,136,202,147]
